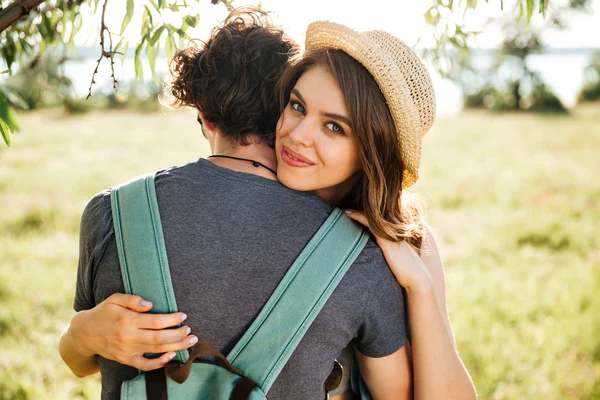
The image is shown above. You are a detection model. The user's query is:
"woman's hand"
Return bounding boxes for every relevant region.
[344,210,433,294]
[70,293,197,371]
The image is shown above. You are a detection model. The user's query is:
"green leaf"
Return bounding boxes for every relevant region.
[134,41,145,80]
[0,86,29,110]
[41,12,55,42]
[114,36,126,53]
[526,0,534,24]
[0,120,11,147]
[184,14,200,29]
[0,92,17,147]
[120,40,130,63]
[7,108,17,132]
[518,0,524,21]
[141,6,153,37]
[167,24,189,39]
[165,34,176,60]
[0,92,18,132]
[148,0,160,11]
[158,0,166,8]
[120,0,135,35]
[147,41,158,81]
[150,26,166,46]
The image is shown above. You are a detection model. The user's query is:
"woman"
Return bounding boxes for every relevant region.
[273,22,476,399]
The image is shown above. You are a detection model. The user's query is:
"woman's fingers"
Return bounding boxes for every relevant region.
[132,310,188,330]
[106,293,153,313]
[130,351,177,372]
[147,333,199,354]
[136,324,194,346]
[344,209,370,228]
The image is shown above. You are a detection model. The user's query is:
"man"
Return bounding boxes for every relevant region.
[59,8,411,399]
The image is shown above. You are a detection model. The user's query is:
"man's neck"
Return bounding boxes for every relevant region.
[210,134,277,180]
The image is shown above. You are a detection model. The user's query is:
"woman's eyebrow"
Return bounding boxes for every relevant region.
[291,88,306,104]
[320,112,350,126]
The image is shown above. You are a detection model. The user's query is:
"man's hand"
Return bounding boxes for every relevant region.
[62,293,197,375]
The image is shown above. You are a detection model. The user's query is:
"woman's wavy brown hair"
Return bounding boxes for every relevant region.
[279,49,425,250]
[169,7,298,146]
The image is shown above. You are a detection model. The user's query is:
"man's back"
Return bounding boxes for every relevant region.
[75,159,408,399]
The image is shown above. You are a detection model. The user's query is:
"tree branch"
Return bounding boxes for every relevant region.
[0,0,47,34]
[87,0,117,99]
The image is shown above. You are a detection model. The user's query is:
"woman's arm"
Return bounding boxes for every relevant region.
[418,224,456,344]
[406,224,475,399]
[345,211,477,400]
[59,293,195,377]
[59,314,101,377]
[354,343,413,400]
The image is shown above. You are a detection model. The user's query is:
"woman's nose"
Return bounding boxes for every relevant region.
[288,119,315,147]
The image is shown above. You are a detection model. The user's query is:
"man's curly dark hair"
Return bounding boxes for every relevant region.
[169,7,299,146]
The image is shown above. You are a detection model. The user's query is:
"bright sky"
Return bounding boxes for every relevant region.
[84,0,600,50]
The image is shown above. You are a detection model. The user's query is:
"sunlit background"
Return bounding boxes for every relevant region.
[64,0,600,114]
[0,0,599,399]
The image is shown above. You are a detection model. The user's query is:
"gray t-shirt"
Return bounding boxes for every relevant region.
[74,159,408,400]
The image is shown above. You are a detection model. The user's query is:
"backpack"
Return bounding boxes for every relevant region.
[110,173,370,399]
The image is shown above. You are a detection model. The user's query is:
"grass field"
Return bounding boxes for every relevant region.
[0,105,599,399]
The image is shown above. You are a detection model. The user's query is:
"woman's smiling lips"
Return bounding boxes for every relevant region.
[281,146,315,167]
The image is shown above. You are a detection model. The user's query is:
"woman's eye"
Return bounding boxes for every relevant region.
[290,101,305,114]
[326,122,344,135]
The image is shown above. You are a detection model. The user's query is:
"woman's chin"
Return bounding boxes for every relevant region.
[277,172,314,192]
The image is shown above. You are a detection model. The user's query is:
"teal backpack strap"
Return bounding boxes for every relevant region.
[110,173,189,364]
[227,208,369,393]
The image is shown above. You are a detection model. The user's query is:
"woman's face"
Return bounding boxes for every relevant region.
[276,66,361,204]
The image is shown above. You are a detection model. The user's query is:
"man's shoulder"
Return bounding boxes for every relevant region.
[82,162,195,214]
[338,236,400,299]
[79,165,174,234]
[350,238,391,280]
[81,188,113,231]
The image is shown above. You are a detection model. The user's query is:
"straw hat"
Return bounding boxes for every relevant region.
[305,21,436,189]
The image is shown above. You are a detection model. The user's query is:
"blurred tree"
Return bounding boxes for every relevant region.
[460,22,567,113]
[455,0,590,113]
[0,0,547,146]
[3,52,73,110]
[578,50,600,103]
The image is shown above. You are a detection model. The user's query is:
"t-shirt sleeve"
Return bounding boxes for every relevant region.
[353,247,409,358]
[73,190,113,312]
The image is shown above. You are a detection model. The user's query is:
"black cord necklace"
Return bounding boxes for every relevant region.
[207,155,277,175]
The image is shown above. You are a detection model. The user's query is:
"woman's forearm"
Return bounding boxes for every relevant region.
[406,283,476,400]
[59,311,100,377]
